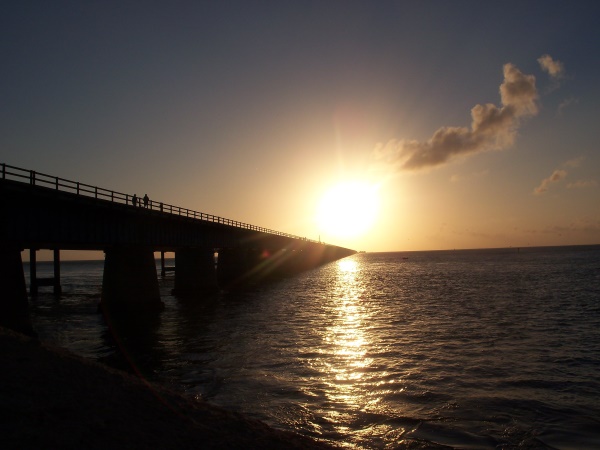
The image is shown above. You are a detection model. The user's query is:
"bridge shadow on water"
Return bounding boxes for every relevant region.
[98,308,165,379]
[97,279,275,381]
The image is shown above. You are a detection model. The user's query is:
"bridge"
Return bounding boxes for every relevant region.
[0,163,355,334]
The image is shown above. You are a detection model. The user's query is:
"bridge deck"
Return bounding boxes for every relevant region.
[0,163,321,247]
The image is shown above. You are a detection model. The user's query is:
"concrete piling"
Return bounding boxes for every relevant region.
[101,246,163,314]
[0,246,35,335]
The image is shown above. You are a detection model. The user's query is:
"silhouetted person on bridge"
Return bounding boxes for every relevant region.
[143,194,149,208]
[131,194,137,207]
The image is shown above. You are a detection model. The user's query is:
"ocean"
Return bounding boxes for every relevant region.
[26,246,600,449]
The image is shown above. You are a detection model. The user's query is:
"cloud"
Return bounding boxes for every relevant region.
[533,157,590,195]
[533,169,567,195]
[567,180,598,189]
[538,54,565,79]
[374,63,539,172]
[538,54,566,94]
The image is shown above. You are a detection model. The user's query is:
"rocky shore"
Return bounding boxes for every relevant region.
[0,327,335,449]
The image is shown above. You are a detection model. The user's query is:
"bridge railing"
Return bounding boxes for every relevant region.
[1,163,319,244]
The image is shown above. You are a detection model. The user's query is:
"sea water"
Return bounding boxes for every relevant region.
[26,246,600,449]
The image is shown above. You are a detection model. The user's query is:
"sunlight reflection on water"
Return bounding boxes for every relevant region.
[316,257,382,439]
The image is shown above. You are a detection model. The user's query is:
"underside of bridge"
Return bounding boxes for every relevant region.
[0,242,354,334]
[173,248,218,295]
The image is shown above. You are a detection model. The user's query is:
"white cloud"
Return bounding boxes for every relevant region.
[374,63,539,172]
[537,54,565,79]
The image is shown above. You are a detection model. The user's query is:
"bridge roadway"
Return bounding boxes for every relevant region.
[0,164,355,334]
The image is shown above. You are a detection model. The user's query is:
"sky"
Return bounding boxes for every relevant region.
[2,1,600,253]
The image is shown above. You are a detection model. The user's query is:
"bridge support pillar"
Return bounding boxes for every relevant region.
[160,251,175,277]
[173,248,217,296]
[0,246,35,335]
[29,249,61,296]
[53,249,61,295]
[101,247,163,314]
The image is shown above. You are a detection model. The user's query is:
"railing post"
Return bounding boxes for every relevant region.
[77,182,80,195]
[55,177,58,190]
[2,163,5,179]
[29,249,38,296]
[95,187,98,198]
[30,170,35,185]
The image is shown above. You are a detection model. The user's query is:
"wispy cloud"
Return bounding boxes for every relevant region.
[533,156,594,195]
[567,180,598,189]
[374,61,539,172]
[450,170,489,183]
[563,156,584,168]
[528,217,600,235]
[533,169,567,195]
[557,97,578,116]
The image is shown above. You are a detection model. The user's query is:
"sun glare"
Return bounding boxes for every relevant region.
[316,181,380,239]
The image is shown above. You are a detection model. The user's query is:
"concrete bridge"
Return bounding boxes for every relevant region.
[0,164,355,334]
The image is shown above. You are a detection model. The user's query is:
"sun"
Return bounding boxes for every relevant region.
[316,181,380,239]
